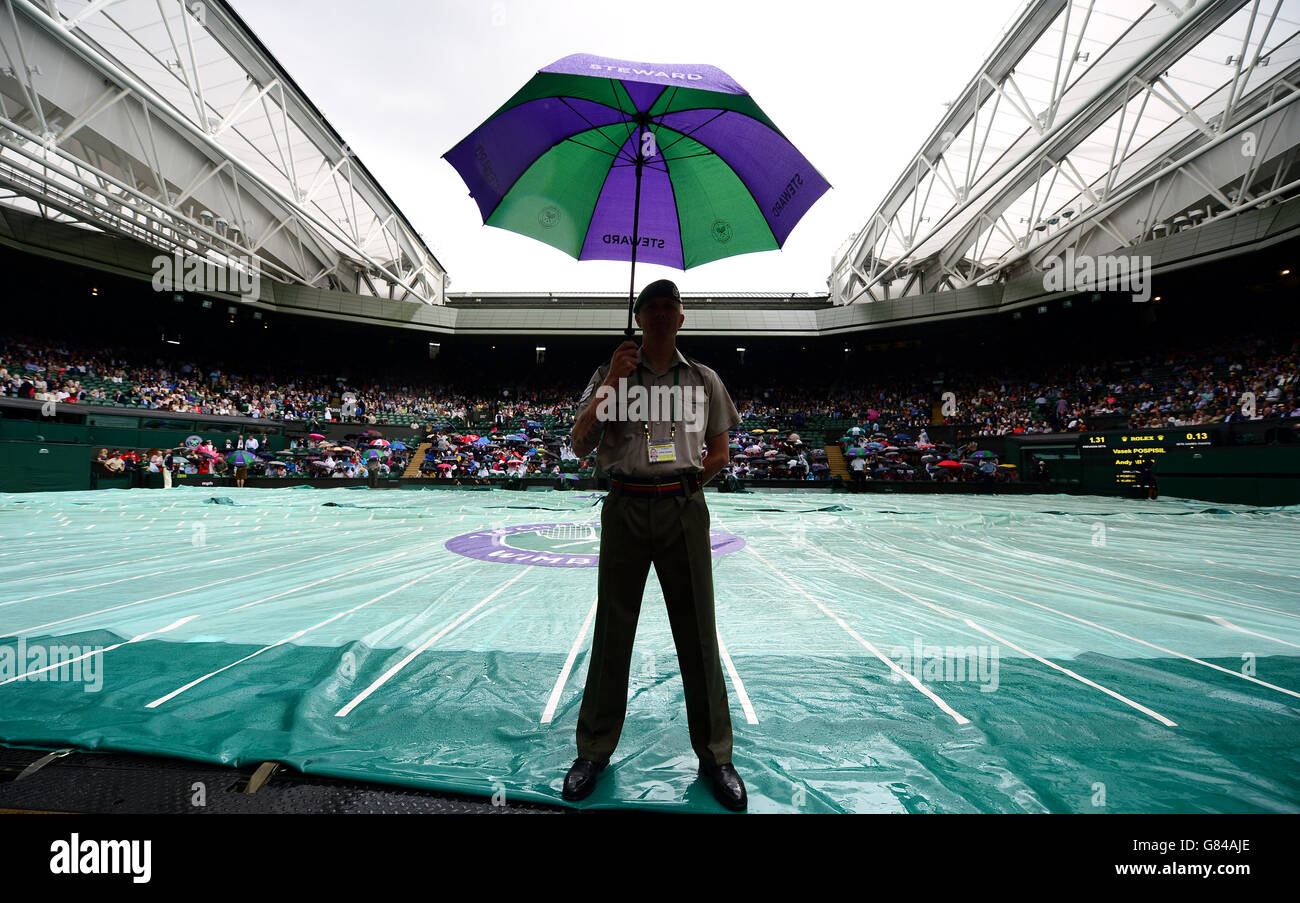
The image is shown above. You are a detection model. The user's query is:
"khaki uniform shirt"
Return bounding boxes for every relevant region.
[579,348,740,478]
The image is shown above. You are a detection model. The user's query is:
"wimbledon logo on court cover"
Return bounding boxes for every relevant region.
[446,523,745,567]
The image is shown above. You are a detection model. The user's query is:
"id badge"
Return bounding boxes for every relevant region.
[648,442,676,464]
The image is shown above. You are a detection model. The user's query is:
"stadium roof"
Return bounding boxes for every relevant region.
[831,0,1300,304]
[0,0,446,302]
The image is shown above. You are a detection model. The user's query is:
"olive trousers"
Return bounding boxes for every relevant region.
[575,482,733,767]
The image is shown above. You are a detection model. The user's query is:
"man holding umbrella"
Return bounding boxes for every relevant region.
[563,279,746,811]
[443,52,829,811]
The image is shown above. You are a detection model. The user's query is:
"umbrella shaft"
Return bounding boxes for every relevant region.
[625,138,644,338]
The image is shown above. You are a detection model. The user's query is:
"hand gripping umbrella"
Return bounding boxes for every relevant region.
[444,53,829,335]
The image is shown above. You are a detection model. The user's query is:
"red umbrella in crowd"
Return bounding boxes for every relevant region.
[309,433,326,440]
[937,460,962,467]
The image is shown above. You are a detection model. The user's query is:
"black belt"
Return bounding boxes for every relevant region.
[610,471,702,497]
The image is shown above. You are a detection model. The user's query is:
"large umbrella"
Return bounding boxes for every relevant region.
[226,450,257,467]
[443,53,829,335]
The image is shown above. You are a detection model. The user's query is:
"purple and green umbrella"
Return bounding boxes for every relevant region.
[226,450,257,467]
[443,53,829,333]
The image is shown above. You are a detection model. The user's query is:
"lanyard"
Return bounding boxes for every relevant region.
[633,362,679,442]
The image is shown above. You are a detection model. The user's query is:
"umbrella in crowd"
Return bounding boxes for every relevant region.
[226,450,257,467]
[370,439,391,448]
[390,441,408,451]
[442,53,829,336]
[937,460,962,468]
[309,433,326,440]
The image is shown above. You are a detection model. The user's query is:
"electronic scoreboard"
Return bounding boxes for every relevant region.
[1080,430,1216,486]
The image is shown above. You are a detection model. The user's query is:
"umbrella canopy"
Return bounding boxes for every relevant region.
[971,450,997,459]
[369,439,391,448]
[363,449,385,461]
[309,433,326,440]
[226,450,257,466]
[937,460,962,467]
[389,441,407,451]
[443,53,829,331]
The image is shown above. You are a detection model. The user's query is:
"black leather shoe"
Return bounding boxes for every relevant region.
[699,761,747,811]
[562,758,606,801]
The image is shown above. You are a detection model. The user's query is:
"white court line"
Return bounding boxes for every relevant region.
[541,594,598,724]
[719,514,969,725]
[143,562,463,708]
[335,567,534,718]
[989,527,1300,597]
[1206,615,1300,650]
[226,543,424,612]
[861,529,1300,701]
[0,525,368,606]
[0,616,198,687]
[766,520,1177,727]
[957,617,1177,727]
[959,533,1300,621]
[0,527,400,610]
[716,628,758,724]
[0,531,406,640]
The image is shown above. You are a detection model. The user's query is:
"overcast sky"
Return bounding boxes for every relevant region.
[228,0,1027,295]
